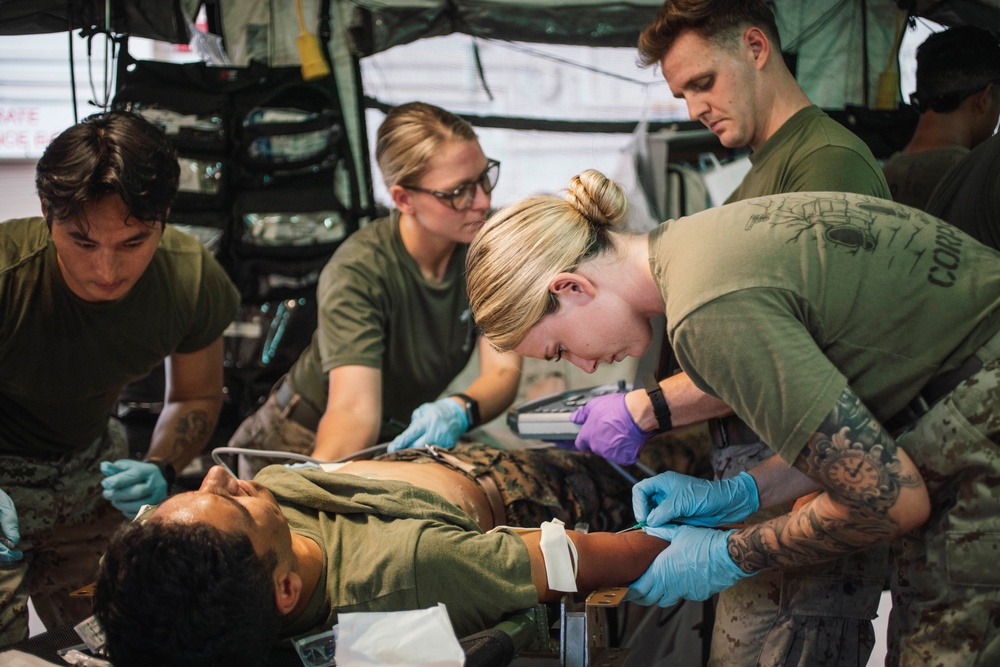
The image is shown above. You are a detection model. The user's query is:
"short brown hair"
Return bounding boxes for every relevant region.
[638,0,781,68]
[35,110,179,229]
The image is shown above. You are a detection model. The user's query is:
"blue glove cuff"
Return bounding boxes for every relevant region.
[149,460,177,490]
[450,393,479,430]
[440,397,470,432]
[716,529,755,582]
[732,472,761,515]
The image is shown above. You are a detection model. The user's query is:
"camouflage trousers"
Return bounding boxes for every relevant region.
[0,420,126,645]
[708,430,887,666]
[710,527,886,667]
[228,380,317,480]
[889,357,1000,667]
[374,443,634,532]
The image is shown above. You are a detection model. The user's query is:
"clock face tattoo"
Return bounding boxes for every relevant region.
[826,449,886,500]
[807,427,896,510]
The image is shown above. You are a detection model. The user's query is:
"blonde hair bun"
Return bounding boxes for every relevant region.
[565,169,628,228]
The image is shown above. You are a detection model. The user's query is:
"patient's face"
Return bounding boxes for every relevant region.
[152,466,293,559]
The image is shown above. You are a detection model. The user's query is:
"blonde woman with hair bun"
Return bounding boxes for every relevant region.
[469,170,1000,663]
[469,168,689,468]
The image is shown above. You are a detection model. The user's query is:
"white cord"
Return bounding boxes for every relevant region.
[210,447,320,479]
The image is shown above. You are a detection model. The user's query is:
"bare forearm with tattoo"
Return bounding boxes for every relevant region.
[147,401,221,471]
[728,387,929,574]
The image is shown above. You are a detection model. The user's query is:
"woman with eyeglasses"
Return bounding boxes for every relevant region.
[229,102,521,472]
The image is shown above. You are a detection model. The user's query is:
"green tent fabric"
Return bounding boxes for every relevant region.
[2,0,998,215]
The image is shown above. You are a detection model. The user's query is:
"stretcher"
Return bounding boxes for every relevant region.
[0,589,633,667]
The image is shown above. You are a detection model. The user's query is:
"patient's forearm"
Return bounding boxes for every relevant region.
[570,531,668,596]
[521,530,668,602]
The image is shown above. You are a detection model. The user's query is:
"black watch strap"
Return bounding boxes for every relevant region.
[643,373,673,432]
[150,460,177,489]
[451,393,481,430]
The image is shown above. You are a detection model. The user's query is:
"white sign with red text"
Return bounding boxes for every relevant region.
[0,105,73,159]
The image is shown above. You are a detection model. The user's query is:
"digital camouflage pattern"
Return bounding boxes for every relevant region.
[0,420,126,645]
[711,533,886,666]
[709,439,888,667]
[889,358,1000,667]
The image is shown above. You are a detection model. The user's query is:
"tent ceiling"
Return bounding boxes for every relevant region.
[907,0,1000,28]
[0,0,195,42]
[340,0,1000,55]
[343,1,666,54]
[4,2,1000,48]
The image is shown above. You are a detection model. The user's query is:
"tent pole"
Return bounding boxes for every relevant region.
[860,0,870,108]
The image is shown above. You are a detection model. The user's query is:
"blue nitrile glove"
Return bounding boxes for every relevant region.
[0,488,23,564]
[625,524,754,607]
[100,459,169,518]
[570,393,651,465]
[633,470,760,528]
[387,398,469,452]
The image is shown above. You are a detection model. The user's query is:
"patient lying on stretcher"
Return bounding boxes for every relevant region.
[93,443,668,667]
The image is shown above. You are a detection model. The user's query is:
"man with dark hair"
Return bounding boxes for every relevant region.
[98,522,282,667]
[554,1,893,665]
[94,444,668,667]
[0,111,240,644]
[882,26,1000,210]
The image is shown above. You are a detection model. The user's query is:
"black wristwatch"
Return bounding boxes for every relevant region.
[643,373,673,432]
[451,393,481,430]
[149,460,177,490]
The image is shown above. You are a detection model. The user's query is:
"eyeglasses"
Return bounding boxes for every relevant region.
[402,159,500,211]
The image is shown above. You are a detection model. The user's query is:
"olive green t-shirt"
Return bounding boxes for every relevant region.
[726,105,890,204]
[649,192,1000,464]
[882,145,970,211]
[0,218,240,457]
[925,134,1000,251]
[288,212,476,438]
[256,465,537,640]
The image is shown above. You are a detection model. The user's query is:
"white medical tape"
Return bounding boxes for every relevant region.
[538,518,578,593]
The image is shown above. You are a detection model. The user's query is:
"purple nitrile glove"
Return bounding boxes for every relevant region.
[570,392,652,465]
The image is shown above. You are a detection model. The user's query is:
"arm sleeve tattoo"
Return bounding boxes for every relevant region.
[727,387,923,573]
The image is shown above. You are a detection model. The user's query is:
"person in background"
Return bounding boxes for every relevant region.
[93,442,667,667]
[228,102,521,476]
[881,26,1000,211]
[0,111,240,645]
[925,132,1000,251]
[466,170,1000,666]
[563,2,891,664]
